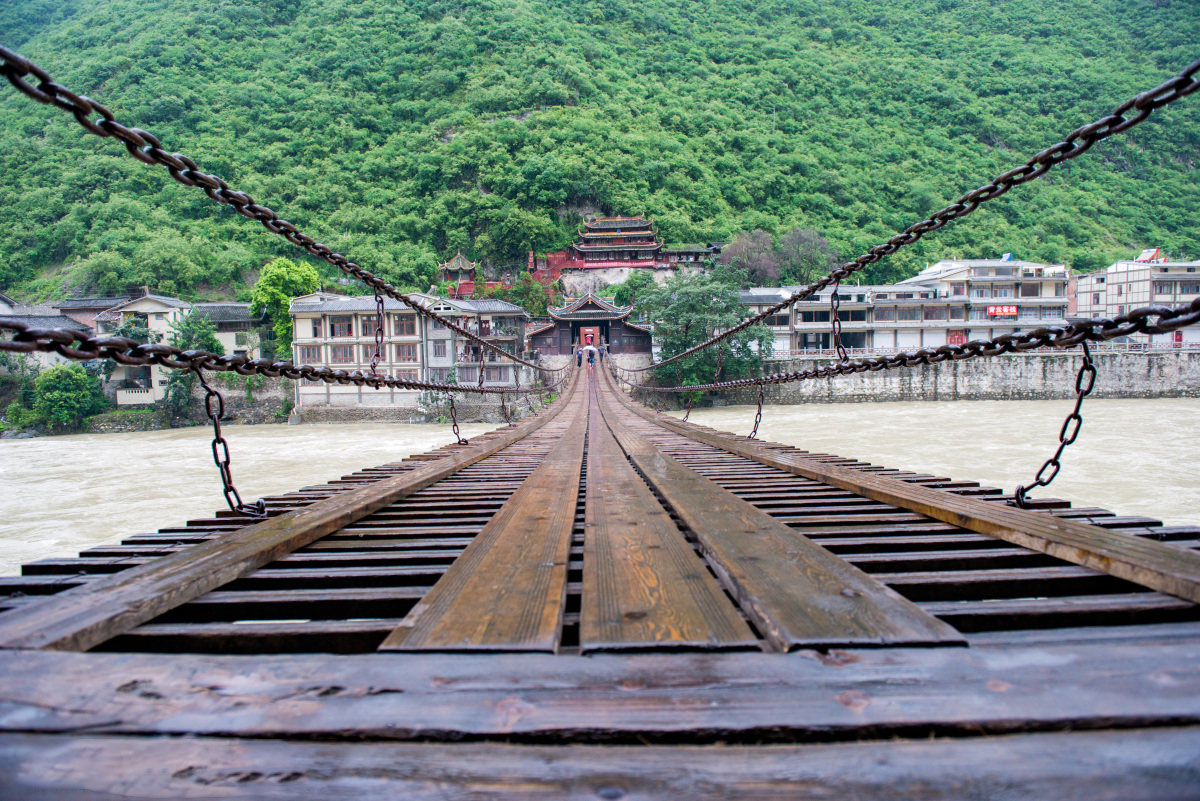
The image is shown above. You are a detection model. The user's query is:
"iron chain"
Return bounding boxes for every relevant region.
[369,290,386,379]
[1014,342,1098,508]
[830,280,848,363]
[448,396,467,445]
[193,368,265,519]
[749,386,764,440]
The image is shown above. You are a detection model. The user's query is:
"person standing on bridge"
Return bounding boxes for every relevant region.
[576,347,583,368]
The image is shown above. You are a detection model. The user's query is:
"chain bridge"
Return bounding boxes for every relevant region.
[0,47,1199,798]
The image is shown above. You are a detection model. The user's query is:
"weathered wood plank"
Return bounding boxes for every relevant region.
[380,378,589,651]
[0,373,578,652]
[618,379,1200,605]
[1,640,1198,738]
[580,376,756,652]
[596,370,962,650]
[3,728,1199,800]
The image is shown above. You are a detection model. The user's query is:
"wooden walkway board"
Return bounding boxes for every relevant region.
[598,370,963,650]
[380,386,589,652]
[630,392,1200,605]
[580,377,756,652]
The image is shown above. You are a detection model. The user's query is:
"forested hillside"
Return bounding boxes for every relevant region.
[1,0,1196,301]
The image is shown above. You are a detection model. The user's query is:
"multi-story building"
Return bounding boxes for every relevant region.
[1074,257,1200,346]
[94,293,195,405]
[289,292,528,409]
[737,259,1071,355]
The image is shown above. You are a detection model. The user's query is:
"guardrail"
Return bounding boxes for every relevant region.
[766,342,1200,360]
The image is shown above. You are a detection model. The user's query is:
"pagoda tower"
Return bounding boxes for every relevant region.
[568,216,662,267]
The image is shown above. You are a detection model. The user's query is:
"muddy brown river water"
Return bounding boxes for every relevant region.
[0,398,1197,575]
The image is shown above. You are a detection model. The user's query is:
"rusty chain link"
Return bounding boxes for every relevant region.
[369,290,386,379]
[1013,342,1097,508]
[500,390,511,425]
[193,367,266,519]
[749,386,765,439]
[448,396,467,445]
[624,297,1200,393]
[621,57,1200,373]
[714,345,723,383]
[830,281,848,363]
[681,394,693,422]
[0,46,547,375]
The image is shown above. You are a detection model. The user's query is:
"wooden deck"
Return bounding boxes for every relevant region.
[1,367,1198,798]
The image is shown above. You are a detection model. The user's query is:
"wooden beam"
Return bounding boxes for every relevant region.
[0,373,578,652]
[380,376,588,651]
[4,728,1199,800]
[1,637,1199,738]
[611,373,1200,605]
[596,370,963,649]
[580,376,757,651]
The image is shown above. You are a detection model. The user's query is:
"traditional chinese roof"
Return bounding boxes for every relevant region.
[624,320,653,333]
[582,215,653,231]
[547,294,636,321]
[571,241,662,252]
[438,252,476,274]
[662,243,711,254]
[0,306,90,332]
[526,321,556,337]
[578,230,660,240]
[191,302,264,324]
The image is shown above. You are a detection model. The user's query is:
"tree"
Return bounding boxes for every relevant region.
[163,312,224,419]
[718,231,777,285]
[250,257,321,357]
[612,270,655,307]
[481,272,552,317]
[775,227,839,286]
[31,363,107,430]
[636,263,772,398]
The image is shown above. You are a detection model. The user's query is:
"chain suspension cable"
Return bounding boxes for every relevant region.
[714,344,723,383]
[193,367,266,519]
[369,290,386,379]
[749,386,765,440]
[681,394,693,422]
[1014,343,1098,508]
[0,320,563,396]
[830,280,849,363]
[500,390,511,425]
[0,46,547,375]
[618,58,1200,373]
[448,395,467,445]
[623,298,1200,393]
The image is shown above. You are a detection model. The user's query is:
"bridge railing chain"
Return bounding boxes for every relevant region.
[0,45,547,375]
[193,366,266,518]
[621,57,1200,374]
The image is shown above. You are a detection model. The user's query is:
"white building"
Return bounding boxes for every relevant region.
[1074,258,1200,346]
[288,292,528,409]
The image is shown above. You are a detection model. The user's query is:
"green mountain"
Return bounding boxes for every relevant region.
[0,0,1196,301]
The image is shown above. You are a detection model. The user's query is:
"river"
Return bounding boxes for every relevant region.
[1,398,1197,576]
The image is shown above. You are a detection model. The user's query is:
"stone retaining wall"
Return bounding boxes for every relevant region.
[706,351,1200,405]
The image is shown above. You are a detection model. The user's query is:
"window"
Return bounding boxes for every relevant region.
[432,318,446,330]
[361,315,380,336]
[395,369,419,382]
[394,314,416,336]
[951,283,966,296]
[993,286,1013,298]
[971,287,989,298]
[426,367,449,382]
[485,367,505,383]
[329,344,354,364]
[949,306,966,320]
[298,345,321,363]
[1116,285,1123,296]
[1154,281,1173,294]
[330,315,353,337]
[898,307,921,321]
[798,310,830,323]
[1181,282,1200,294]
[1054,284,1065,297]
[1043,307,1065,320]
[923,307,947,320]
[1020,283,1040,297]
[1092,293,1100,305]
[432,341,447,358]
[361,345,379,362]
[768,315,789,327]
[1019,307,1040,320]
[969,308,989,320]
[873,308,895,321]
[895,293,913,299]
[311,319,322,338]
[395,343,417,362]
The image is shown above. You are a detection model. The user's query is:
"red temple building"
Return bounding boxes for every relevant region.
[529,215,719,281]
[438,252,500,299]
[527,294,653,356]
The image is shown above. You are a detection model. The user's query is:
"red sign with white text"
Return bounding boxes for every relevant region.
[987,305,1017,316]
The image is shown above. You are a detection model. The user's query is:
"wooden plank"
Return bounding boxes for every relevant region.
[3,728,1199,800]
[579,376,756,652]
[613,375,1200,605]
[0,373,578,652]
[1,639,1199,739]
[596,370,962,650]
[380,377,589,651]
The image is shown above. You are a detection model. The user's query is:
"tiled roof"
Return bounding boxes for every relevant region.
[526,322,556,337]
[583,216,653,230]
[0,310,90,332]
[192,302,262,323]
[292,297,419,313]
[52,296,130,310]
[451,298,527,315]
[662,244,710,253]
[549,309,632,320]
